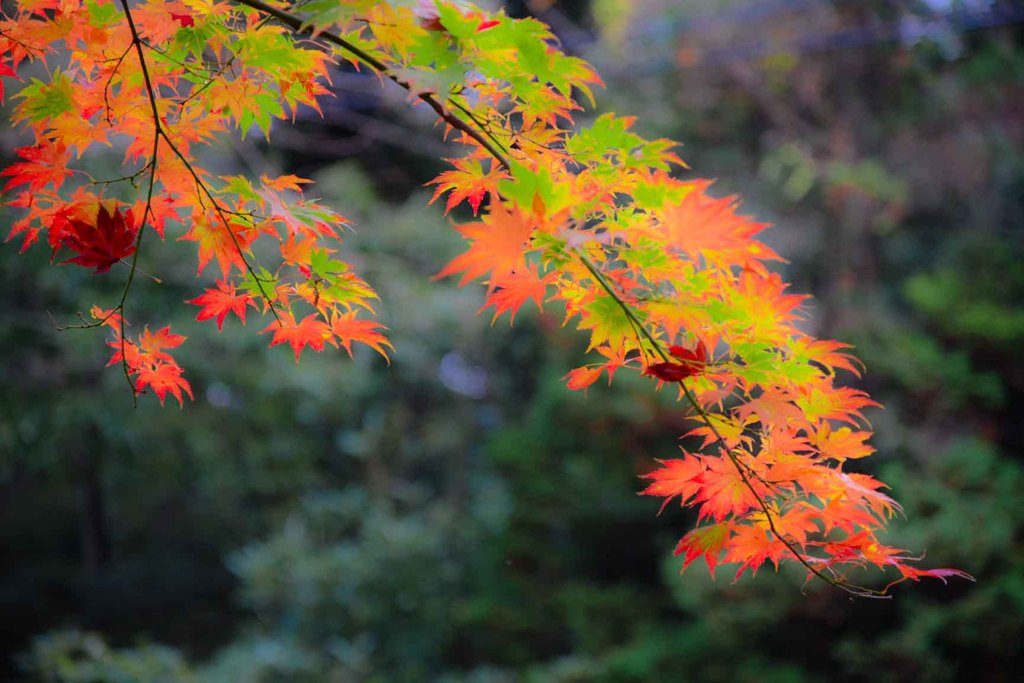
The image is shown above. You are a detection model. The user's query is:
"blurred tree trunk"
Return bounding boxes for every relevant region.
[73,426,111,574]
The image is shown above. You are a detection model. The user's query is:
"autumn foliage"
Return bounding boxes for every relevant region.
[0,0,971,595]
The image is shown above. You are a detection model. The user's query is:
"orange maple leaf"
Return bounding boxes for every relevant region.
[1,142,73,194]
[136,361,194,407]
[480,264,550,324]
[661,188,779,267]
[180,213,255,276]
[694,454,763,523]
[328,311,393,362]
[435,200,534,288]
[565,365,604,391]
[673,521,734,577]
[427,158,505,215]
[138,325,187,358]
[262,313,331,361]
[640,455,705,512]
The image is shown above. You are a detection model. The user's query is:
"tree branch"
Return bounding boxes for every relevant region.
[232,0,888,596]
[230,0,511,171]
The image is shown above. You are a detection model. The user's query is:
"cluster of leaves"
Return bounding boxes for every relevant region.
[1,0,387,401]
[0,0,970,592]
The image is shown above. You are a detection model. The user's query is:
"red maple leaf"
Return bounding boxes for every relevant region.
[480,264,550,324]
[136,361,194,406]
[1,142,73,194]
[187,280,255,330]
[642,340,708,383]
[170,12,194,27]
[59,204,139,273]
[0,61,19,105]
[640,455,705,512]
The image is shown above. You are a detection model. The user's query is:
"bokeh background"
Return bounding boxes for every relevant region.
[2,0,1023,681]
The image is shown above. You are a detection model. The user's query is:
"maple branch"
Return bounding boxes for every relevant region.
[115,0,282,330]
[102,43,133,126]
[115,0,172,401]
[573,250,890,598]
[174,9,280,110]
[220,0,889,598]
[228,0,512,171]
[227,0,888,597]
[102,0,281,403]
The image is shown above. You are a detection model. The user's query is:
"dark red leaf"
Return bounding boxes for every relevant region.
[60,204,139,273]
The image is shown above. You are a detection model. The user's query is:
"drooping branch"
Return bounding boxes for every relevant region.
[225,0,891,597]
[0,0,969,591]
[119,0,281,325]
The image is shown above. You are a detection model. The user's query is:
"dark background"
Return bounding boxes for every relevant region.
[1,1,1022,681]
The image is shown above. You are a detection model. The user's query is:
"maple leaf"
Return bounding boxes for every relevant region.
[170,12,194,27]
[132,192,181,239]
[660,188,779,267]
[328,311,393,362]
[262,313,331,361]
[428,158,505,215]
[640,455,705,512]
[642,340,708,383]
[833,471,903,520]
[694,455,763,523]
[734,390,806,430]
[723,521,782,579]
[187,280,255,330]
[89,305,123,332]
[642,361,697,383]
[1,142,73,194]
[673,521,733,577]
[564,344,631,391]
[435,200,534,287]
[810,424,875,462]
[136,361,194,407]
[59,204,139,274]
[180,213,255,276]
[480,264,550,324]
[797,381,880,426]
[565,365,604,391]
[138,325,187,356]
[575,294,636,353]
[890,565,975,589]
